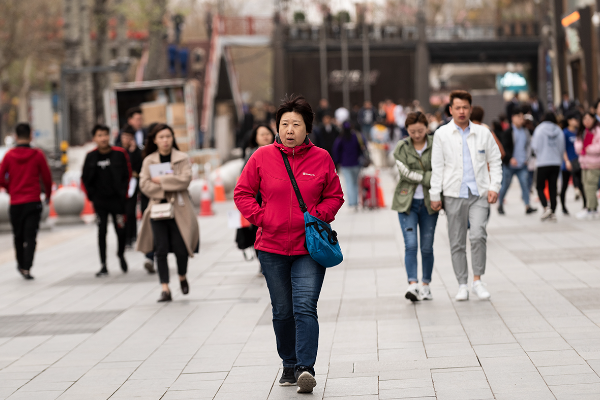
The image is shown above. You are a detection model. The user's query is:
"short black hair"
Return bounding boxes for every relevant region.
[15,123,31,139]
[276,94,314,133]
[542,112,557,124]
[121,124,136,136]
[91,124,110,137]
[565,111,581,121]
[511,106,526,118]
[126,106,142,120]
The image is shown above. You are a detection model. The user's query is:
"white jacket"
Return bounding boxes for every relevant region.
[430,120,502,201]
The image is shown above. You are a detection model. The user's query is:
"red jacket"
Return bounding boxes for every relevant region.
[0,145,52,205]
[234,139,344,256]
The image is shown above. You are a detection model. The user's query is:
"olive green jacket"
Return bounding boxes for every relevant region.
[391,135,438,215]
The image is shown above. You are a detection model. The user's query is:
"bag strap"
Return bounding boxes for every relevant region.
[356,133,367,153]
[280,149,308,213]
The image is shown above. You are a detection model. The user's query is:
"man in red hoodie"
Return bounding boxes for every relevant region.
[0,123,52,280]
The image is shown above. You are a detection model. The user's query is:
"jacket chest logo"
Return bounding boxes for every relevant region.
[97,159,111,169]
[302,172,315,177]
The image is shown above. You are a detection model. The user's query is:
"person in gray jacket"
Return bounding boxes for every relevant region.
[531,112,565,221]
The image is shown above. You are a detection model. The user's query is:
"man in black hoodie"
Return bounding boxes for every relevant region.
[82,125,131,277]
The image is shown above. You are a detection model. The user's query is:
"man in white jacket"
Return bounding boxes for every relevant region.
[430,90,503,301]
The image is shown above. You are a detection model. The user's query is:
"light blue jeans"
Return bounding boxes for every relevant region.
[397,199,439,283]
[340,166,361,207]
[498,165,530,206]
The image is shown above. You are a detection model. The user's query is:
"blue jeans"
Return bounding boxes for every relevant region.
[257,250,326,374]
[498,165,530,206]
[397,199,439,283]
[340,166,361,207]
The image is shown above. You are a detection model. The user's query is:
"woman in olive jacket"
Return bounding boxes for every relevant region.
[392,112,439,302]
[137,124,200,302]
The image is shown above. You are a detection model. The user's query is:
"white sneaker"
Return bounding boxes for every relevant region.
[472,280,491,300]
[455,284,469,301]
[576,209,593,220]
[419,285,433,300]
[591,210,600,220]
[405,283,420,302]
[540,208,552,221]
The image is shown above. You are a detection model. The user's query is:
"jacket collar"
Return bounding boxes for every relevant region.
[274,134,314,155]
[403,135,432,154]
[451,119,473,134]
[147,149,188,163]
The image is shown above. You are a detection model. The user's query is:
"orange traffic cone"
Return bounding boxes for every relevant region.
[48,183,58,217]
[375,170,386,208]
[240,214,251,228]
[199,183,214,216]
[81,197,95,216]
[214,172,226,202]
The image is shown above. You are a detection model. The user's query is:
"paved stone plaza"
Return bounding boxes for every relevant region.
[1,171,600,399]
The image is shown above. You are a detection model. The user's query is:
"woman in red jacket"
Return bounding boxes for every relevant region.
[234,95,344,394]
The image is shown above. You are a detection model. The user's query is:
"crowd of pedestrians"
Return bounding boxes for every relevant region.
[3,85,600,396]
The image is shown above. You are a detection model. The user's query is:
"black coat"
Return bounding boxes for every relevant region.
[115,128,148,149]
[81,147,131,208]
[313,124,340,159]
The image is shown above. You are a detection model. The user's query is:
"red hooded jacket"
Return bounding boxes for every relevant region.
[234,138,344,256]
[0,145,52,205]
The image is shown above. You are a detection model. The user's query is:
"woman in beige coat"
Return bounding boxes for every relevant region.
[137,124,200,302]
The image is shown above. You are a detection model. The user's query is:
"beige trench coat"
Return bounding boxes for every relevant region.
[136,149,200,256]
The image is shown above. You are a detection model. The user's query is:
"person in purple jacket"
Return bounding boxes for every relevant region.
[332,121,367,209]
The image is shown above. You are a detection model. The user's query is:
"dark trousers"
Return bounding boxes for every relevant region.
[151,219,188,284]
[141,194,154,260]
[10,202,42,271]
[125,195,138,244]
[96,207,126,266]
[536,166,560,212]
[560,169,586,211]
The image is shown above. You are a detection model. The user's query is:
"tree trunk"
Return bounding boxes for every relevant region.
[93,0,109,124]
[17,57,33,123]
[63,0,95,145]
[144,0,167,81]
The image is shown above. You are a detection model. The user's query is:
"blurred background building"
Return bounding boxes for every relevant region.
[0,0,599,159]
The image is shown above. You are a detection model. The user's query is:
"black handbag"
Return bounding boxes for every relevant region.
[235,225,258,261]
[570,158,581,173]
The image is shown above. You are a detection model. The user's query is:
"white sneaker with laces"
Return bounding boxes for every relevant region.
[455,284,469,301]
[420,285,433,300]
[576,209,593,220]
[405,283,420,302]
[540,208,552,221]
[472,280,491,300]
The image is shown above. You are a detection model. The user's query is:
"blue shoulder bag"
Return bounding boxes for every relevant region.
[280,149,343,268]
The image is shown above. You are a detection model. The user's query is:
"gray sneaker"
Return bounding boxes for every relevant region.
[295,368,316,393]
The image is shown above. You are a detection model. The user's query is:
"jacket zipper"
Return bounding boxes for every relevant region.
[288,148,294,255]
